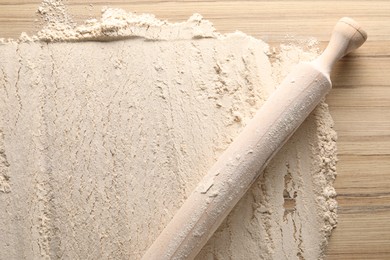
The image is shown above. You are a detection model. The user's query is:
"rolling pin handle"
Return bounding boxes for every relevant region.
[314,17,367,74]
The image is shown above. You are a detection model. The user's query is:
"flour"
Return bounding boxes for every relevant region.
[0,2,337,259]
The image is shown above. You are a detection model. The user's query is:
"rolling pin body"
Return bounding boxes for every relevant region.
[142,17,367,260]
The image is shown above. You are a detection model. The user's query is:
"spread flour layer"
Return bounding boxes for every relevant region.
[0,5,337,260]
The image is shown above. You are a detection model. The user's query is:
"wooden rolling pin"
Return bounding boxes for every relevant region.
[142,17,367,260]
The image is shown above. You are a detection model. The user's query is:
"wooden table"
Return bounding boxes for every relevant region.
[1,1,389,259]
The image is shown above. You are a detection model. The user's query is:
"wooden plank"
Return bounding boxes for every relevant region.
[1,0,389,259]
[327,212,390,259]
[328,86,390,107]
[331,107,390,135]
[331,57,390,87]
[336,155,390,195]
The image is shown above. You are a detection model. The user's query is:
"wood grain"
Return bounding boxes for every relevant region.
[1,1,389,259]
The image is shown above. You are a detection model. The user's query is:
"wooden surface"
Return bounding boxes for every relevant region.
[1,1,389,259]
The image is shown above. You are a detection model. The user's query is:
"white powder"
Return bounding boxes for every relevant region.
[0,2,337,259]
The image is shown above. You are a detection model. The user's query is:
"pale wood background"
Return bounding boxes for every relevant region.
[0,1,389,259]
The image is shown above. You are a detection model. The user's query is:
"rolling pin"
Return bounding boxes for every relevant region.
[142,17,367,260]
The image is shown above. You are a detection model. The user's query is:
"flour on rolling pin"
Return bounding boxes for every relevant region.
[0,0,337,259]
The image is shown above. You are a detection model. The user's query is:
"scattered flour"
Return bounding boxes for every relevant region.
[0,1,337,259]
